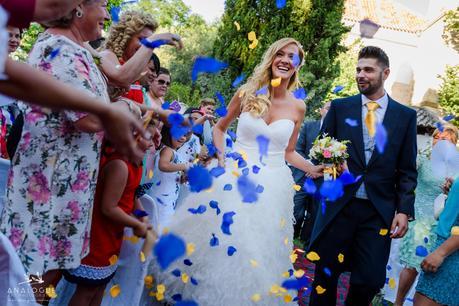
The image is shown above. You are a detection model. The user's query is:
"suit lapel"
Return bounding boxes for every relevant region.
[367,97,399,166]
[348,95,366,167]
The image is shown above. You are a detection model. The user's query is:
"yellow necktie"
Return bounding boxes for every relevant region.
[365,101,380,137]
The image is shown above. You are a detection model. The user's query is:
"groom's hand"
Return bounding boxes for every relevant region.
[390,213,408,239]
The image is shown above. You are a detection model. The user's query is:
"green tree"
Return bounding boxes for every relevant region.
[213,0,349,116]
[442,8,459,53]
[437,65,459,127]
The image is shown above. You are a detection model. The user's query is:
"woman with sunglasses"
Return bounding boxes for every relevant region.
[145,67,171,108]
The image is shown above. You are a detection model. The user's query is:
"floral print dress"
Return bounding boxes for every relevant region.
[0,32,109,275]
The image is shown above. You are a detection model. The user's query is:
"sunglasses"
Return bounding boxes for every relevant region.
[156,79,171,86]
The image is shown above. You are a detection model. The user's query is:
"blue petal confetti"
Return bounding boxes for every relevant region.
[237,158,248,169]
[293,87,307,100]
[168,113,184,125]
[415,245,428,257]
[140,38,169,49]
[292,53,301,67]
[226,137,233,148]
[190,277,198,285]
[133,209,148,218]
[303,178,317,194]
[171,125,190,140]
[154,233,186,270]
[256,86,268,96]
[443,114,455,121]
[171,269,181,277]
[172,294,182,301]
[256,135,270,164]
[323,267,332,277]
[242,168,250,176]
[227,130,237,140]
[333,85,344,94]
[252,165,261,174]
[47,48,60,61]
[424,237,428,244]
[221,211,236,235]
[175,301,198,306]
[206,143,218,157]
[435,122,444,132]
[210,166,225,178]
[210,233,219,247]
[237,175,258,203]
[227,246,237,256]
[232,73,246,87]
[255,184,264,193]
[345,118,358,127]
[188,205,207,214]
[387,265,392,271]
[215,105,228,117]
[184,259,193,266]
[276,0,287,9]
[320,180,344,201]
[161,102,171,110]
[192,124,203,135]
[375,123,388,154]
[338,171,361,186]
[110,6,121,23]
[223,184,232,191]
[215,92,225,104]
[281,276,310,290]
[187,165,213,192]
[209,200,221,215]
[191,57,228,82]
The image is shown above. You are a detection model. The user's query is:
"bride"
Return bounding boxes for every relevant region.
[147,38,323,305]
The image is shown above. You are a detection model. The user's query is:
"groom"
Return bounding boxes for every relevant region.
[309,46,417,305]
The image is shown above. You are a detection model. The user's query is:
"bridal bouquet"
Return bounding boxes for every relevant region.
[309,135,350,180]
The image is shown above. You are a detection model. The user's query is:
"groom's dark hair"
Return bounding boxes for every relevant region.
[358,46,390,69]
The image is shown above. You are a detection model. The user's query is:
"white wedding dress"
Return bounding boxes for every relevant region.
[148,112,296,305]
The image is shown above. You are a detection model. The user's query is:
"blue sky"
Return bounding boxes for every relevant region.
[182,0,225,23]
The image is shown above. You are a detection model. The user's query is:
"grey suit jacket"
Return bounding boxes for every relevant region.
[291,120,321,183]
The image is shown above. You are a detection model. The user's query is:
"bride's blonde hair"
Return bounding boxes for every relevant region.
[239,38,304,116]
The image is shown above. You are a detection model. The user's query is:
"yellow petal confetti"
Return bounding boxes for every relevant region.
[270,284,281,294]
[251,293,261,302]
[284,294,293,303]
[315,285,326,295]
[289,252,298,264]
[238,150,248,161]
[157,284,166,294]
[388,278,396,289]
[205,188,214,193]
[250,259,258,267]
[338,253,344,263]
[155,292,164,301]
[140,251,146,262]
[282,271,290,278]
[379,228,388,236]
[271,77,282,88]
[306,251,321,262]
[109,254,118,266]
[280,218,286,228]
[162,227,169,235]
[293,269,305,278]
[284,237,289,245]
[249,38,258,49]
[451,226,459,236]
[186,243,196,256]
[234,21,240,31]
[144,275,154,288]
[110,285,121,298]
[279,287,287,293]
[148,169,153,179]
[247,31,257,41]
[181,273,189,284]
[232,170,240,177]
[46,285,57,299]
[293,184,301,191]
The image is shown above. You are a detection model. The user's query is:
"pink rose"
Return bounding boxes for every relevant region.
[27,172,51,204]
[9,228,23,249]
[71,171,90,192]
[323,150,332,159]
[38,236,51,256]
[67,200,81,222]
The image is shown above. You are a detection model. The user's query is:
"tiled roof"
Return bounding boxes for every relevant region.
[412,106,441,128]
[343,0,428,33]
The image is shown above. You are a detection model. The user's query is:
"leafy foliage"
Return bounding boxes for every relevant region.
[442,8,459,53]
[437,65,459,127]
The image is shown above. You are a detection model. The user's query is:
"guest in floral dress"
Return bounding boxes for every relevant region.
[395,126,458,305]
[0,0,110,302]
